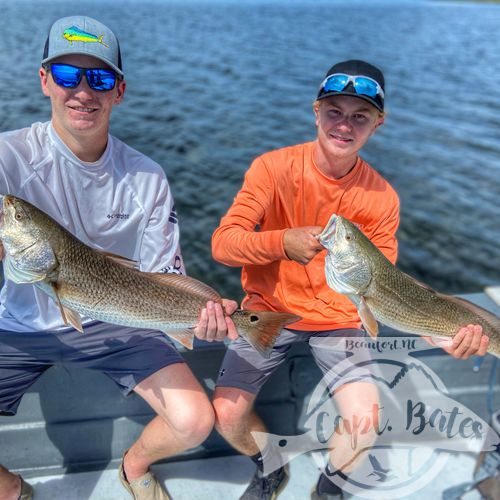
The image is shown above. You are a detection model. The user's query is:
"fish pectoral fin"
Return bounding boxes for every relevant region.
[98,251,140,270]
[162,329,194,350]
[358,297,379,338]
[62,306,84,333]
[50,284,84,333]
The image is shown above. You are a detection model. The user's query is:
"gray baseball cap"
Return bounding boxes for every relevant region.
[42,16,123,77]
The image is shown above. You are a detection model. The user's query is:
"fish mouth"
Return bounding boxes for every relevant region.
[318,213,338,248]
[0,194,14,213]
[2,195,14,206]
[0,195,17,232]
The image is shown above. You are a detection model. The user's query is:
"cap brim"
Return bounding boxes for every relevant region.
[41,51,123,77]
[317,91,383,112]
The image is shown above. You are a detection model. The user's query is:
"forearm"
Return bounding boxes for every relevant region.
[212,222,287,267]
[212,155,291,266]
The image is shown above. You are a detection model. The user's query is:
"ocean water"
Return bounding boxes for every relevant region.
[0,0,499,300]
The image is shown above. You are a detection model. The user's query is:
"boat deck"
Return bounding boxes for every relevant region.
[3,289,499,499]
[25,451,482,499]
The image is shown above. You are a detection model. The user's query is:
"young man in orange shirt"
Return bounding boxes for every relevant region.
[211,60,489,499]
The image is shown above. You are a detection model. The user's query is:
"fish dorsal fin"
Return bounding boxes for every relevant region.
[403,272,438,294]
[437,292,500,330]
[147,273,221,302]
[50,283,83,333]
[358,296,379,338]
[97,251,139,270]
[3,254,47,283]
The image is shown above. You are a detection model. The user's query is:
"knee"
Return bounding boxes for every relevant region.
[168,401,215,448]
[212,390,250,433]
[212,396,232,431]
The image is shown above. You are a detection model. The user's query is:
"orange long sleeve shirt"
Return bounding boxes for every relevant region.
[212,141,400,331]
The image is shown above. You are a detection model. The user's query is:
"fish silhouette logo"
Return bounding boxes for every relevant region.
[252,337,500,498]
[63,26,109,47]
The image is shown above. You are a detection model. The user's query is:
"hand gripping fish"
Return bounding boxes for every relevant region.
[318,213,500,357]
[0,195,300,357]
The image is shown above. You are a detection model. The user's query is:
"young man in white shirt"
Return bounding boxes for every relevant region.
[0,16,237,500]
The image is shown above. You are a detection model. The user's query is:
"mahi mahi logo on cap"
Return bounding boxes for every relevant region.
[63,26,109,47]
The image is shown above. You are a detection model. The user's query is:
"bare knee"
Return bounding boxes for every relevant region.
[213,395,238,432]
[213,387,254,434]
[168,401,215,448]
[136,363,216,448]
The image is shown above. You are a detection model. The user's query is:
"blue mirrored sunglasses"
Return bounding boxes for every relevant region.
[319,73,385,99]
[47,63,119,92]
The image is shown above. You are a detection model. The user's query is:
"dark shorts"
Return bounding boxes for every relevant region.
[0,321,184,416]
[216,328,372,394]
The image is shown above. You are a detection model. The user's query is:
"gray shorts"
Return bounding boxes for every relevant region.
[216,328,372,394]
[0,321,184,416]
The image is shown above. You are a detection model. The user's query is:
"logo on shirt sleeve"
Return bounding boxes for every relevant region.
[169,205,178,224]
[107,213,130,220]
[160,255,183,275]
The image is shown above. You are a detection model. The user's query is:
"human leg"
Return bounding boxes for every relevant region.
[213,386,261,454]
[310,381,379,499]
[59,322,212,472]
[56,322,211,498]
[0,467,33,500]
[309,329,378,498]
[213,386,290,500]
[124,362,215,480]
[0,466,24,500]
[213,331,297,499]
[328,380,379,473]
[0,329,55,500]
[213,329,299,456]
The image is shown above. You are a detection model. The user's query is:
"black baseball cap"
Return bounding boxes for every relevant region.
[317,60,385,112]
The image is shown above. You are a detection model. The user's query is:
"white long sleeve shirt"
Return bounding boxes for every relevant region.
[0,121,184,332]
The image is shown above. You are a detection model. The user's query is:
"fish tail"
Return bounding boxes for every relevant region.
[237,311,301,358]
[98,35,109,47]
[251,430,328,474]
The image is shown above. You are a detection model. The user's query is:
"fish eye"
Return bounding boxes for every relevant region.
[345,235,352,241]
[15,212,23,221]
